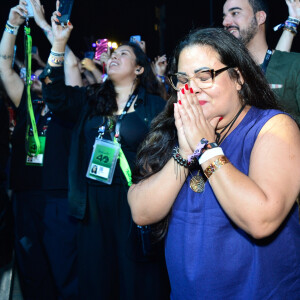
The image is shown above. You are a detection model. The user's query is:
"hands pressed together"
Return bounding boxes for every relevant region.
[174,84,220,158]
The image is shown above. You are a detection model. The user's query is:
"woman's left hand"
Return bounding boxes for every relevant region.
[177,85,220,151]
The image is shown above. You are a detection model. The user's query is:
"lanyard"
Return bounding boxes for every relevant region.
[24,24,40,156]
[95,88,139,186]
[30,106,52,136]
[114,87,139,142]
[261,49,273,74]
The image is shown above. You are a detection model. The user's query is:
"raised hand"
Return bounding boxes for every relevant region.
[8,0,28,27]
[50,0,73,51]
[285,0,300,19]
[98,47,111,67]
[153,55,167,76]
[81,58,96,71]
[29,0,48,29]
[176,85,219,152]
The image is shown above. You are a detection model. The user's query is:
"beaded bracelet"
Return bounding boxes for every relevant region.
[172,146,196,168]
[48,54,64,66]
[203,155,230,179]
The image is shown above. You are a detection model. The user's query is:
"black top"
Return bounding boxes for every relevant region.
[0,98,9,186]
[41,65,166,219]
[84,112,149,186]
[9,90,73,195]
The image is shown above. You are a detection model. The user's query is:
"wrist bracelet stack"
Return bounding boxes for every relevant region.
[5,21,19,35]
[173,141,230,180]
[172,146,197,168]
[48,50,65,66]
[274,16,300,35]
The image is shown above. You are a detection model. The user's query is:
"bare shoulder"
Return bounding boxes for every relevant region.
[259,113,300,140]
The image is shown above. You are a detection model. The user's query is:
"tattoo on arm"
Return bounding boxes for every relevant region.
[0,54,13,60]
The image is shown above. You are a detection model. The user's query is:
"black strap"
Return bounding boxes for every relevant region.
[114,87,139,142]
[261,49,273,74]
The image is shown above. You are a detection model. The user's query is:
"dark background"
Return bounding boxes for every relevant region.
[1,0,299,65]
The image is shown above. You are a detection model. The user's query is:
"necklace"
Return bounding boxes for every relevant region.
[189,104,245,193]
[215,104,245,145]
[190,170,205,193]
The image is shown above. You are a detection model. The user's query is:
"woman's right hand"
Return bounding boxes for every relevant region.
[50,0,73,51]
[285,0,300,20]
[29,0,47,29]
[8,0,27,27]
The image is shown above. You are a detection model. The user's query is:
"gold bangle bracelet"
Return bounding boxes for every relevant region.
[203,155,230,179]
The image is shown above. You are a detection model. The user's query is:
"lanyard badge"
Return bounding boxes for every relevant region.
[26,136,46,166]
[86,87,138,185]
[86,126,120,184]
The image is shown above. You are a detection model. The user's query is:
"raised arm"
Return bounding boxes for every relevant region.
[275,0,300,52]
[41,5,87,121]
[81,58,103,84]
[0,1,26,107]
[30,0,82,87]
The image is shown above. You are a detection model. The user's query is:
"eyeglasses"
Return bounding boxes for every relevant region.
[168,66,231,91]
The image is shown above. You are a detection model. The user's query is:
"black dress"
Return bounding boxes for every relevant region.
[79,113,170,299]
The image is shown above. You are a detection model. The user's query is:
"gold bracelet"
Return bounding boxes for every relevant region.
[283,27,297,35]
[203,155,230,179]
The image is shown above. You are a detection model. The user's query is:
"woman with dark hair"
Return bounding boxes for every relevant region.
[40,8,169,300]
[128,27,300,299]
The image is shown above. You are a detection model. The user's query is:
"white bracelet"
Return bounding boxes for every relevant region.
[288,16,300,25]
[199,147,224,165]
[5,21,19,35]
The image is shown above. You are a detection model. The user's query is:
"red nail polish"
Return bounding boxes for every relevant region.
[67,21,71,26]
[178,100,182,105]
[181,88,185,94]
[219,117,223,121]
[190,87,193,93]
[185,84,189,90]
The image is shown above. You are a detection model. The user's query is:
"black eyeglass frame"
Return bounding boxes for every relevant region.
[168,66,231,91]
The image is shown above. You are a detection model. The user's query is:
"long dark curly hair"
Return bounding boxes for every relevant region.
[132,27,280,239]
[88,41,163,116]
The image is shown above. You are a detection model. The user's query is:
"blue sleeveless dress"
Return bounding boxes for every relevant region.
[165,107,300,300]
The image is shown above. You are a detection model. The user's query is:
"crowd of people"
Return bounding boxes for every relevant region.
[0,0,299,299]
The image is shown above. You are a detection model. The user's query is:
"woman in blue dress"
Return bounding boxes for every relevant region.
[128,28,300,299]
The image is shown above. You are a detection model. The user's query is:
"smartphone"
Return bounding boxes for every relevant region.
[94,39,108,61]
[57,0,74,25]
[25,0,34,18]
[130,35,141,43]
[31,46,37,54]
